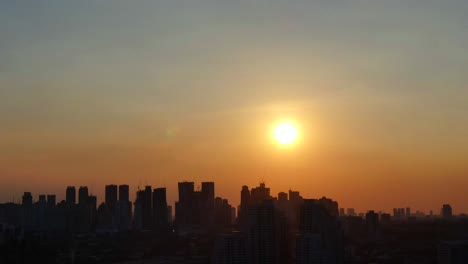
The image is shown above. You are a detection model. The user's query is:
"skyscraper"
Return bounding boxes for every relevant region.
[22,192,33,207]
[38,195,46,204]
[278,192,288,202]
[239,185,250,228]
[250,182,271,205]
[119,185,129,202]
[47,195,56,207]
[212,232,247,264]
[246,199,283,264]
[176,182,195,226]
[296,199,344,264]
[178,182,194,204]
[442,204,453,219]
[105,185,118,213]
[142,186,152,230]
[202,182,215,207]
[78,186,89,206]
[117,184,132,230]
[153,187,168,230]
[366,210,380,239]
[66,186,76,205]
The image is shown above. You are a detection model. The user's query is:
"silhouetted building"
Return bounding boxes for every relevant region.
[239,186,250,228]
[296,199,344,264]
[212,232,247,264]
[175,181,219,229]
[88,195,97,229]
[176,182,194,227]
[134,189,144,230]
[167,205,172,224]
[66,186,76,205]
[347,208,356,217]
[278,192,288,202]
[47,195,56,207]
[438,240,468,264]
[153,188,168,231]
[317,197,339,217]
[117,185,131,230]
[381,213,391,224]
[250,182,271,205]
[78,186,88,206]
[442,204,453,219]
[142,186,152,230]
[119,185,129,202]
[339,208,345,216]
[366,210,379,239]
[22,192,32,207]
[214,197,233,227]
[202,182,215,207]
[246,199,285,264]
[178,182,194,204]
[105,185,118,213]
[38,195,46,204]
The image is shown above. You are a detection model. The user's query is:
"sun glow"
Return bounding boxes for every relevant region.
[273,122,298,145]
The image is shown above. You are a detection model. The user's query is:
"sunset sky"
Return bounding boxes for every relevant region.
[1,1,468,214]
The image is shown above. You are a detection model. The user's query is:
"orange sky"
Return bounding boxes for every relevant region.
[1,1,468,214]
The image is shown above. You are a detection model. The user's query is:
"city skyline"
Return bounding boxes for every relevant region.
[2,1,468,219]
[3,181,465,216]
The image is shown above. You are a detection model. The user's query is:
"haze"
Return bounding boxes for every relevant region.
[1,1,467,214]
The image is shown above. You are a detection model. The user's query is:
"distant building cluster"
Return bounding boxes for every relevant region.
[0,182,466,263]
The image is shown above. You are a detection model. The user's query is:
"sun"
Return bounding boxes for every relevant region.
[273,122,298,145]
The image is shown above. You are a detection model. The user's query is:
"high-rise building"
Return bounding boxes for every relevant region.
[119,185,129,202]
[239,186,250,227]
[406,207,411,218]
[250,182,271,205]
[66,186,76,205]
[178,182,194,204]
[339,208,345,216]
[142,186,152,230]
[88,195,97,229]
[153,188,168,230]
[296,233,323,264]
[366,210,379,238]
[47,195,56,207]
[442,204,453,219]
[347,208,356,217]
[175,182,195,227]
[317,197,339,217]
[133,190,144,230]
[117,184,132,230]
[296,199,344,264]
[78,186,89,206]
[105,185,118,213]
[22,192,33,207]
[231,206,236,224]
[278,192,288,202]
[202,182,215,206]
[438,240,468,264]
[289,190,302,204]
[381,213,391,224]
[212,232,247,264]
[167,205,172,224]
[38,195,46,204]
[246,199,282,264]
